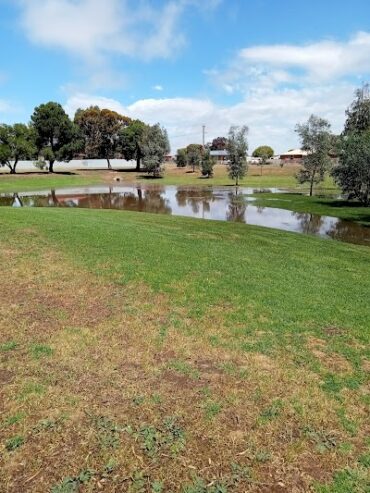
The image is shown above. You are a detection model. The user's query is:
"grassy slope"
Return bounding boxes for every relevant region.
[253,193,370,225]
[0,207,369,492]
[0,164,336,192]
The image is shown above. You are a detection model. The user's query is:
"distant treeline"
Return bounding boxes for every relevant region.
[0,102,169,176]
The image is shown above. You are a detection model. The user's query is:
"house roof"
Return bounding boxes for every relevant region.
[280,148,308,157]
[210,150,228,156]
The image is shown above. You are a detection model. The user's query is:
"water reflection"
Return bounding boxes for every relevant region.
[0,185,369,246]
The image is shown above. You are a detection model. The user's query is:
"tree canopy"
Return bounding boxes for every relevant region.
[74,106,131,169]
[141,124,170,177]
[210,136,228,151]
[0,124,37,174]
[186,144,204,172]
[295,114,332,196]
[226,126,248,186]
[118,119,146,171]
[31,102,75,172]
[343,84,370,135]
[176,148,188,168]
[252,146,274,159]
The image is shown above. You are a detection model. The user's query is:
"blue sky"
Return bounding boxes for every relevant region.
[1,0,370,152]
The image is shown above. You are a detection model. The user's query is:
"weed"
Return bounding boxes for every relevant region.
[5,435,24,451]
[1,412,25,428]
[29,343,53,359]
[33,417,63,433]
[94,416,122,449]
[131,417,185,457]
[151,480,164,493]
[17,381,46,401]
[259,399,283,422]
[0,340,17,352]
[203,400,223,421]
[315,468,369,492]
[133,395,145,406]
[254,450,271,463]
[358,453,370,468]
[51,469,95,493]
[168,360,200,379]
[304,427,337,453]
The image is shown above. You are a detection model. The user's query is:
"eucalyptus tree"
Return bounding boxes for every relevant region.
[186,144,203,172]
[252,145,274,175]
[226,125,248,186]
[141,124,170,177]
[200,149,215,178]
[74,106,131,170]
[295,114,332,196]
[0,123,36,174]
[118,119,147,171]
[332,84,370,205]
[31,102,75,173]
[176,148,188,167]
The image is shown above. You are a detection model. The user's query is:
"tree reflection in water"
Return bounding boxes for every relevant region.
[0,186,369,246]
[226,189,247,223]
[293,212,324,235]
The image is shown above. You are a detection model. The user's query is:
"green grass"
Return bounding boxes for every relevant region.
[0,172,101,193]
[0,165,336,192]
[253,192,370,224]
[0,206,369,491]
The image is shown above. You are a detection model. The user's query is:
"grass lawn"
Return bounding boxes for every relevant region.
[253,193,370,225]
[0,163,337,193]
[0,207,369,492]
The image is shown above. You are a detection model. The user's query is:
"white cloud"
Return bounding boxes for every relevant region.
[153,85,164,92]
[63,84,354,154]
[60,31,368,154]
[240,32,370,81]
[17,0,218,61]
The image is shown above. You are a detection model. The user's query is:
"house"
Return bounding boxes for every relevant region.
[210,150,228,162]
[279,149,308,163]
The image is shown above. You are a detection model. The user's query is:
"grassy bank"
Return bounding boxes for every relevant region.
[253,193,370,225]
[0,207,369,492]
[0,164,337,193]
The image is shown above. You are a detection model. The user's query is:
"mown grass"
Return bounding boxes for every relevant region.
[0,163,336,192]
[253,192,370,225]
[0,207,369,492]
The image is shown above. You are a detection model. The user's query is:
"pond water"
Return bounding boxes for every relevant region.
[0,185,369,246]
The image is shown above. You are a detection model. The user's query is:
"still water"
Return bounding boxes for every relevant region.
[0,185,369,246]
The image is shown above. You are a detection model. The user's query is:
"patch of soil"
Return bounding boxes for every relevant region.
[0,369,14,385]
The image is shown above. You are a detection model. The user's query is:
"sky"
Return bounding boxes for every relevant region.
[1,0,370,153]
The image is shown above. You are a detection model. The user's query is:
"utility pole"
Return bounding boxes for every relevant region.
[202,125,206,147]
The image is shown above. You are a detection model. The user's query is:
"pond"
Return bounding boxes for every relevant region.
[0,185,369,246]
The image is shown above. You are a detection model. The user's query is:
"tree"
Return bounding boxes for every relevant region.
[31,102,75,173]
[141,124,170,177]
[176,148,188,167]
[343,83,370,135]
[74,106,131,170]
[332,130,370,205]
[200,150,215,178]
[186,144,203,172]
[210,136,228,151]
[118,119,146,171]
[226,125,248,186]
[295,115,332,196]
[0,124,36,174]
[252,145,274,175]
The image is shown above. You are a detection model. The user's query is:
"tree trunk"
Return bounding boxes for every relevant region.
[136,156,141,172]
[107,158,112,170]
[309,170,316,196]
[49,160,55,173]
[260,165,263,176]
